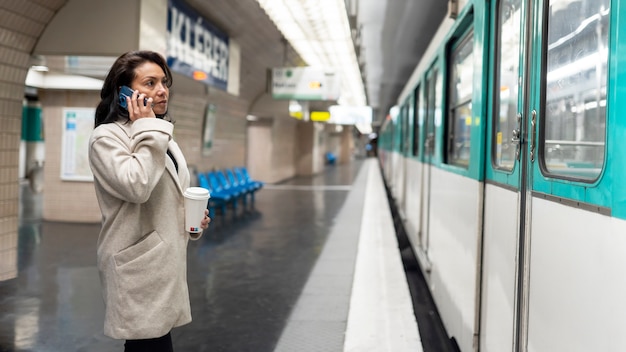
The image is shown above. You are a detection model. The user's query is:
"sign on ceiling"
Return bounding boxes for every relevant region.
[272,67,340,101]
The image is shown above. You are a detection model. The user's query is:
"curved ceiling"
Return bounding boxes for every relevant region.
[31,0,448,127]
[358,0,448,123]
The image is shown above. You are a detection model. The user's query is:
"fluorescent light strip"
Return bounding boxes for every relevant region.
[257,0,366,106]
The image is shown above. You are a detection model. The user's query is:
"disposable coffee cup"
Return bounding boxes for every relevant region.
[183,187,210,233]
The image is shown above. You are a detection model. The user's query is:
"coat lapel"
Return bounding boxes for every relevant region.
[165,141,189,194]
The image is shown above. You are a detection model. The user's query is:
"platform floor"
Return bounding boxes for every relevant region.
[0,158,450,352]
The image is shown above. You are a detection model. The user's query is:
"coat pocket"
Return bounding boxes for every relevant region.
[111,230,182,332]
[114,231,163,267]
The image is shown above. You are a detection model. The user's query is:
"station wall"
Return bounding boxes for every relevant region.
[26,0,322,224]
[0,0,356,280]
[0,0,65,281]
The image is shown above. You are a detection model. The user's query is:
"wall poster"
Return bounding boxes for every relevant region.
[202,104,217,156]
[61,107,94,181]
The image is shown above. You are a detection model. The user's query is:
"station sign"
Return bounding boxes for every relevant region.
[167,0,229,90]
[272,67,340,101]
[310,111,331,122]
[328,105,372,125]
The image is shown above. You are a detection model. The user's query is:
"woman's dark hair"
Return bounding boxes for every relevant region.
[95,51,173,127]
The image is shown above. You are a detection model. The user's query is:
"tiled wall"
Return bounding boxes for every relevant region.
[205,90,248,170]
[245,94,301,183]
[0,0,317,280]
[324,125,355,164]
[244,116,300,184]
[0,0,67,281]
[166,93,211,171]
[38,90,101,223]
[37,87,251,222]
[0,56,28,281]
[270,117,298,181]
[168,86,249,185]
[339,127,354,163]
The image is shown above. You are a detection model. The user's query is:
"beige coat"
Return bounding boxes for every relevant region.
[89,118,202,339]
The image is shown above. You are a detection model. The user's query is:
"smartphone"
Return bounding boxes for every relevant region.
[119,86,148,110]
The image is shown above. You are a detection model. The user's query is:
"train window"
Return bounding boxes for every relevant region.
[493,0,522,170]
[413,85,421,157]
[400,104,410,155]
[424,65,440,162]
[541,0,610,180]
[446,30,474,168]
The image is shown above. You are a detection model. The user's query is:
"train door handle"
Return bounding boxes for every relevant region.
[511,128,521,144]
[530,110,537,162]
[511,113,522,160]
[424,133,434,151]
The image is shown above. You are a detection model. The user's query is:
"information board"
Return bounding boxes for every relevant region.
[272,67,340,101]
[61,108,94,181]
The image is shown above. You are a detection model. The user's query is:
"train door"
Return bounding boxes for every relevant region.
[389,107,401,197]
[418,65,440,262]
[482,0,611,351]
[396,104,410,217]
[480,0,527,350]
[522,0,611,351]
[403,102,413,213]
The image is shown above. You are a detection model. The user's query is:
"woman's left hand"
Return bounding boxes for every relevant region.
[200,209,211,230]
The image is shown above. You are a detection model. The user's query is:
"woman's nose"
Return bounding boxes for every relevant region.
[156,83,168,96]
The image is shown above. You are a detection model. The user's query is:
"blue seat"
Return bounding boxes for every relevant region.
[215,170,241,198]
[209,171,237,217]
[198,172,210,190]
[198,168,263,218]
[235,167,263,205]
[225,168,251,206]
[237,167,263,190]
[326,152,336,165]
[209,171,239,214]
[198,172,228,218]
[217,169,247,209]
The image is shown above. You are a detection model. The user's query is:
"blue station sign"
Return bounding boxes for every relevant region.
[167,0,229,90]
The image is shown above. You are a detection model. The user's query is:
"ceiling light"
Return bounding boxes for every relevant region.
[30,65,49,72]
[256,0,366,107]
[29,55,48,72]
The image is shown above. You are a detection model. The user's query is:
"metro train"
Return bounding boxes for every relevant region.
[377,0,624,351]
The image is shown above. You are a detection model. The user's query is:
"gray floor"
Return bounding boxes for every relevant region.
[272,159,368,352]
[0,160,365,352]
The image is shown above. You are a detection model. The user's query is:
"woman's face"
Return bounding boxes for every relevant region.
[130,62,169,116]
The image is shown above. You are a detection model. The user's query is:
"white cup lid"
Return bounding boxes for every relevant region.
[184,187,210,200]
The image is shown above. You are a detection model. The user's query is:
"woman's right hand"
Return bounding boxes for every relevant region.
[127,89,155,121]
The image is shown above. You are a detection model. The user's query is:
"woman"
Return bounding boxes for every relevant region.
[89,50,210,351]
